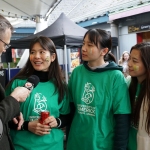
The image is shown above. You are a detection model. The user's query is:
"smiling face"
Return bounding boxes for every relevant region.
[30,42,56,72]
[128,49,146,83]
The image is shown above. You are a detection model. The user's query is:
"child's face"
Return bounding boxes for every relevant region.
[82,35,106,66]
[128,49,146,83]
[30,42,55,72]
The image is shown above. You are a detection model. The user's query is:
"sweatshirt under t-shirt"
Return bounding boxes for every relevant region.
[67,61,131,150]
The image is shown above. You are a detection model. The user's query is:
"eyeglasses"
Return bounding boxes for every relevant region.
[0,39,11,49]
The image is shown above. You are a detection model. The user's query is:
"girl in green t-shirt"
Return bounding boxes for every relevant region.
[128,42,150,150]
[66,29,131,150]
[6,36,70,150]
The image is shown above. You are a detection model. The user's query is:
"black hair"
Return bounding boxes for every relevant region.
[83,28,112,50]
[104,52,116,62]
[6,36,68,103]
[129,42,150,134]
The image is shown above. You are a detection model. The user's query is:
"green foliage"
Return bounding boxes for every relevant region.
[3,58,20,68]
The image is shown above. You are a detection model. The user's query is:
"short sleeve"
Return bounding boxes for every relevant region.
[58,94,70,115]
[112,74,131,114]
[68,70,74,102]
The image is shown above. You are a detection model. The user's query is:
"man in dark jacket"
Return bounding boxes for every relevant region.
[0,15,30,150]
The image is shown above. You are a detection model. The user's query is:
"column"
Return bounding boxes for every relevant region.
[110,22,119,62]
[35,16,48,33]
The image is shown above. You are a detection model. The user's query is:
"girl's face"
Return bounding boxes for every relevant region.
[30,42,56,72]
[128,49,146,83]
[82,34,107,66]
[123,53,129,61]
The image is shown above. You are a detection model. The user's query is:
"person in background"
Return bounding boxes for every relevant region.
[119,51,130,78]
[0,15,30,150]
[5,36,70,150]
[66,28,131,150]
[127,42,150,150]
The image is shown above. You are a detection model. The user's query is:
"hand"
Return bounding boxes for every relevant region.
[10,87,30,102]
[12,112,24,130]
[43,116,58,128]
[28,120,51,136]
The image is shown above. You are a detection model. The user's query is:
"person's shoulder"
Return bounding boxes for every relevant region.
[12,78,27,85]
[125,76,131,87]
[109,69,123,77]
[108,70,126,83]
[72,64,84,72]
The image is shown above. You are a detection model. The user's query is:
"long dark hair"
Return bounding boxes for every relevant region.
[129,42,150,133]
[6,36,67,103]
[104,52,116,62]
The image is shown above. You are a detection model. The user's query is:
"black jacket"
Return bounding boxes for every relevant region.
[0,84,20,150]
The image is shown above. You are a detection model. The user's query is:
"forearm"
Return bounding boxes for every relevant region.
[114,114,130,150]
[56,114,70,128]
[0,96,20,123]
[56,102,75,129]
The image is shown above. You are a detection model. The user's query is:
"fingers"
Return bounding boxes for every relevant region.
[28,121,51,136]
[12,118,18,124]
[43,116,58,128]
[28,117,58,136]
[49,121,57,128]
[36,126,51,135]
[17,113,24,130]
[13,113,24,130]
[10,87,31,102]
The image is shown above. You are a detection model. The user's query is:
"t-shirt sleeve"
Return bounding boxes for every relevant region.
[112,73,131,114]
[68,70,74,103]
[58,94,70,115]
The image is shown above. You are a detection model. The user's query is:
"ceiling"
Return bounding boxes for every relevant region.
[0,0,58,26]
[47,0,150,24]
[0,0,150,27]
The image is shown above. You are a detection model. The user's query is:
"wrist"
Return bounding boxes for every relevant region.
[21,121,29,131]
[10,94,20,102]
[56,118,61,128]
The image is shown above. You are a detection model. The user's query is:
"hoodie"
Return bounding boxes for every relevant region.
[67,61,131,150]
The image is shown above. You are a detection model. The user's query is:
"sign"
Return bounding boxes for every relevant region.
[128,23,150,33]
[128,25,140,33]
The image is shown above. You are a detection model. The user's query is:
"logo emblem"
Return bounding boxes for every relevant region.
[81,82,95,104]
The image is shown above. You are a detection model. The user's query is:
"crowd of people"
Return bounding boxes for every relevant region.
[0,14,150,150]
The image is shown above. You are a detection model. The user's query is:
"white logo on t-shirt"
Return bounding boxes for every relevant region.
[33,93,47,114]
[81,82,95,104]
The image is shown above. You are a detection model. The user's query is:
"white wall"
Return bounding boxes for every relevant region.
[118,26,137,57]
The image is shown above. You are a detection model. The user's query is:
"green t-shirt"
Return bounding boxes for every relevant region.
[6,79,70,150]
[128,83,141,150]
[67,65,131,150]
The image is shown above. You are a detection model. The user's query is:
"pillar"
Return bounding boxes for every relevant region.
[110,22,119,62]
[35,16,48,33]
